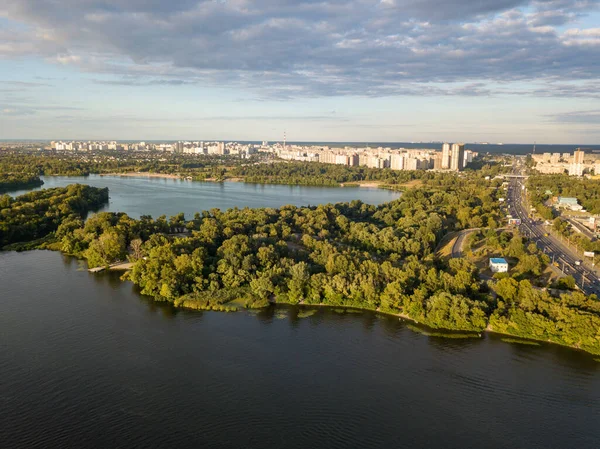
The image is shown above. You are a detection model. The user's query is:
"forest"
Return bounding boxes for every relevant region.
[0,184,108,248]
[0,173,43,193]
[0,152,245,178]
[232,157,509,187]
[55,179,500,331]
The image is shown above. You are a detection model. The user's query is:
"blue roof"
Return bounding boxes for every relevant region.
[490,258,508,264]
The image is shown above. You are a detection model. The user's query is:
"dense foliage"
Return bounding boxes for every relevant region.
[0,152,253,179]
[60,184,498,332]
[528,174,600,215]
[490,279,600,354]
[233,161,427,186]
[232,157,510,187]
[0,185,108,247]
[0,173,43,193]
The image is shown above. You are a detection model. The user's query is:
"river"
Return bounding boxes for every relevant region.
[8,175,401,218]
[1,250,599,449]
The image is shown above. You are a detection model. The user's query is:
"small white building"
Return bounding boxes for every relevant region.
[489,258,509,273]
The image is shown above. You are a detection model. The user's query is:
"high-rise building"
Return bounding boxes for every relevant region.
[390,153,405,170]
[450,143,465,171]
[433,152,443,170]
[441,143,451,169]
[570,148,584,176]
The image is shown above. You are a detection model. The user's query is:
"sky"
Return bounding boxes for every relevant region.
[0,0,600,143]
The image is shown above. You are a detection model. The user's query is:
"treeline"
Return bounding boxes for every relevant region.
[231,158,510,187]
[232,161,422,186]
[0,152,510,189]
[0,173,43,193]
[0,185,108,247]
[490,279,600,355]
[0,153,253,178]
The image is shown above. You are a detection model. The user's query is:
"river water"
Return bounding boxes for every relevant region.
[1,250,599,449]
[8,175,400,218]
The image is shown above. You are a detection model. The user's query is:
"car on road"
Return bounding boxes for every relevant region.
[575,260,582,266]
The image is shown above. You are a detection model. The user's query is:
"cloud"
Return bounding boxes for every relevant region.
[0,103,85,116]
[0,0,599,98]
[548,109,600,124]
[0,80,52,87]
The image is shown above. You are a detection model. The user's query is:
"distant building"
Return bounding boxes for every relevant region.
[489,258,509,273]
[390,153,405,170]
[433,152,443,170]
[450,143,465,171]
[441,143,451,169]
[570,148,584,176]
[556,197,583,211]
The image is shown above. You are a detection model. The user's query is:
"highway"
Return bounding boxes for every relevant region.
[506,164,600,296]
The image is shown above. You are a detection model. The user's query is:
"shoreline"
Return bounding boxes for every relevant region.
[40,172,404,192]
[169,293,596,356]
[78,254,597,357]
[6,247,595,356]
[100,172,182,180]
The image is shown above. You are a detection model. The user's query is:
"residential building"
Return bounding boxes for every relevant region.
[441,143,451,169]
[450,143,465,171]
[390,154,405,171]
[570,148,585,176]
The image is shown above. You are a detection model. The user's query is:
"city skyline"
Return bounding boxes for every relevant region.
[1,0,600,143]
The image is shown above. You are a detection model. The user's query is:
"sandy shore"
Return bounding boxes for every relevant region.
[356,182,382,188]
[101,172,182,180]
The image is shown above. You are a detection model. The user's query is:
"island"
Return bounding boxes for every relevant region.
[1,153,599,356]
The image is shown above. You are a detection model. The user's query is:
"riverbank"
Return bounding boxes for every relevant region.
[100,172,183,180]
[94,172,414,193]
[158,286,598,356]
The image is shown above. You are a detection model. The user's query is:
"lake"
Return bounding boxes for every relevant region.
[1,250,599,449]
[8,175,401,218]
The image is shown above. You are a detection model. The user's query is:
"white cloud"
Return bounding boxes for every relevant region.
[0,0,598,98]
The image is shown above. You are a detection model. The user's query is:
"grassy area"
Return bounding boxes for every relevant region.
[397,179,424,189]
[435,232,458,260]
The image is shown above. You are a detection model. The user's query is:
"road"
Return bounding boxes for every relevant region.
[451,228,480,258]
[506,163,600,296]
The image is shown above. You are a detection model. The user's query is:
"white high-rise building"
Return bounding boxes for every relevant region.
[441,143,451,169]
[570,149,584,176]
[390,154,405,171]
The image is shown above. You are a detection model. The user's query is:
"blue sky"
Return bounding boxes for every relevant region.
[1,0,600,143]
